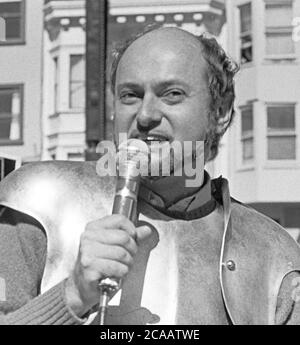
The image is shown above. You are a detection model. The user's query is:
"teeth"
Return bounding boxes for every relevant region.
[144,137,168,142]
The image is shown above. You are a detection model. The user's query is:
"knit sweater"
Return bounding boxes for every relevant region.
[0,207,85,325]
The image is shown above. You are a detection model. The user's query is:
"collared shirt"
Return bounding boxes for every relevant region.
[139,171,218,220]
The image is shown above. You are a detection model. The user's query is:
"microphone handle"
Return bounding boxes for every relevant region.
[98,175,141,324]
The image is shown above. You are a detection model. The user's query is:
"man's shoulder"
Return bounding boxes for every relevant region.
[231,198,283,233]
[0,161,115,211]
[229,199,300,259]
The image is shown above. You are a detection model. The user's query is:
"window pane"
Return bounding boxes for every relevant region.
[265,5,293,27]
[70,55,85,81]
[240,3,252,33]
[266,33,294,55]
[241,45,252,64]
[67,152,83,161]
[267,106,295,130]
[0,2,21,14]
[285,208,300,228]
[242,138,254,161]
[70,82,85,109]
[268,136,296,159]
[5,16,21,39]
[0,1,23,42]
[0,118,12,139]
[241,107,253,133]
[0,91,12,113]
[0,88,21,141]
[54,57,59,111]
[70,55,85,108]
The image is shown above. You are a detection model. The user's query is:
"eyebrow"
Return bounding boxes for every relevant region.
[116,79,191,94]
[116,82,142,95]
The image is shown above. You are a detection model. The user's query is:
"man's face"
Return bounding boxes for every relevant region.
[113,28,210,165]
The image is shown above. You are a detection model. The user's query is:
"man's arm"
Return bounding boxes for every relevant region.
[0,208,85,325]
[0,208,151,324]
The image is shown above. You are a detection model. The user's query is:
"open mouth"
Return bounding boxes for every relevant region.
[131,134,171,145]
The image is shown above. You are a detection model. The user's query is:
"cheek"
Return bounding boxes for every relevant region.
[175,106,209,141]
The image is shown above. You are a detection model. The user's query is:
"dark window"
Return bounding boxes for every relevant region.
[284,208,300,228]
[0,156,18,180]
[0,85,23,144]
[267,105,296,160]
[54,57,59,112]
[67,152,83,161]
[0,0,25,44]
[239,3,252,64]
[241,105,254,161]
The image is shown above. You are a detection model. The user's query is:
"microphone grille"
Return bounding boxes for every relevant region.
[117,139,149,177]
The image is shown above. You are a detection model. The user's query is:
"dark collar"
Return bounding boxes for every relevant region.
[139,171,218,220]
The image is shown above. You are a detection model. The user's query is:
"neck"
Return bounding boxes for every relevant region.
[141,170,205,209]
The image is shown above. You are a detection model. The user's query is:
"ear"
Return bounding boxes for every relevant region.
[216,107,233,135]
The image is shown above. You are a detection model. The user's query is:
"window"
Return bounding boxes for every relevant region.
[241,105,254,161]
[69,55,85,109]
[265,0,294,57]
[67,152,83,161]
[239,3,252,64]
[0,0,25,44]
[54,57,59,112]
[0,85,23,144]
[267,105,296,160]
[284,207,300,228]
[0,155,19,180]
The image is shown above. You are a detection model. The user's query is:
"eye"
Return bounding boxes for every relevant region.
[162,89,186,104]
[119,91,139,105]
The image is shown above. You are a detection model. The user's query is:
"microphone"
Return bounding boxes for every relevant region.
[98,139,147,325]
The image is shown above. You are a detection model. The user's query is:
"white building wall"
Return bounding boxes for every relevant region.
[224,0,300,204]
[0,0,44,162]
[43,1,86,160]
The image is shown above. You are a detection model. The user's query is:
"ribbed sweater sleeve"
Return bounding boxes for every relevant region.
[1,280,85,325]
[0,208,86,325]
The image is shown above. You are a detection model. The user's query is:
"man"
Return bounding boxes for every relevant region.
[0,26,300,325]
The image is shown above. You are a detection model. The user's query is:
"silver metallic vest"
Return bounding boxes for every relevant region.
[0,161,300,324]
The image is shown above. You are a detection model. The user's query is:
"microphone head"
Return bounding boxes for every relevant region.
[117,139,149,179]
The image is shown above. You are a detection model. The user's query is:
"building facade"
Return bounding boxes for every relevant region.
[43,0,86,161]
[0,0,44,162]
[223,0,300,238]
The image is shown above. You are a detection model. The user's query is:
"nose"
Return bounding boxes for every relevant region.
[136,94,163,130]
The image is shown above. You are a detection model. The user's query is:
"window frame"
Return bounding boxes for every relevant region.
[69,54,85,110]
[266,103,297,161]
[264,0,295,60]
[53,56,59,113]
[0,0,26,45]
[0,84,24,146]
[240,104,254,163]
[238,2,253,65]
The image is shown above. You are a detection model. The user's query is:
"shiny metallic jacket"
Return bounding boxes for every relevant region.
[0,161,300,324]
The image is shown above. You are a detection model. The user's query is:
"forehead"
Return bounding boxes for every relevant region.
[115,29,208,88]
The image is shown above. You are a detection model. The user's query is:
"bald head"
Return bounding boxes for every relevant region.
[114,27,208,95]
[121,27,202,60]
[115,27,209,100]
